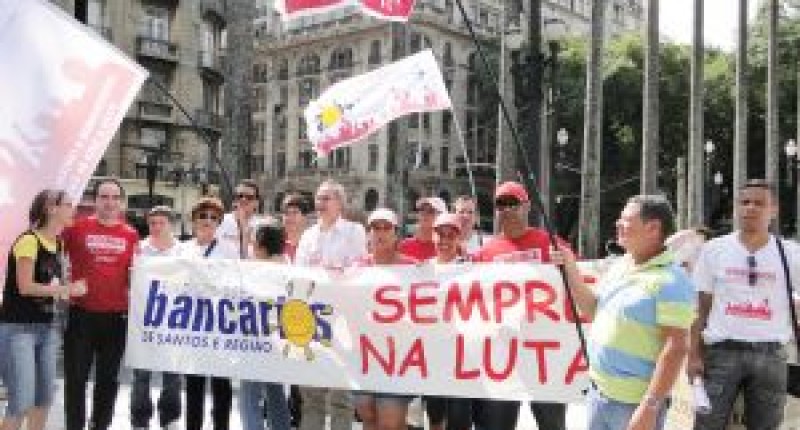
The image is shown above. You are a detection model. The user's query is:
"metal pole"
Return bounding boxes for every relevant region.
[688,0,704,227]
[767,0,779,231]
[677,157,687,230]
[734,0,749,227]
[641,0,660,193]
[527,0,542,226]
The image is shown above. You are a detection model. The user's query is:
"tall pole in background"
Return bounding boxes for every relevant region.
[527,0,542,226]
[688,0,705,227]
[734,0,749,226]
[578,0,604,258]
[767,0,779,230]
[641,0,660,194]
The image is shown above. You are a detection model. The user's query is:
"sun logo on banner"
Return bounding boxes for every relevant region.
[279,278,329,361]
[319,104,343,128]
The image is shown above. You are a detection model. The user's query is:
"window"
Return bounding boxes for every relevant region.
[253,63,268,83]
[369,40,381,65]
[299,150,314,169]
[250,155,264,173]
[275,117,287,142]
[332,148,350,169]
[298,117,307,140]
[297,54,320,76]
[410,32,422,53]
[421,146,431,167]
[368,144,379,171]
[141,6,169,40]
[202,80,220,112]
[443,42,453,67]
[329,47,354,70]
[422,113,430,131]
[442,111,451,136]
[440,146,449,172]
[298,79,318,107]
[408,114,419,129]
[279,85,289,106]
[252,120,265,144]
[277,58,289,80]
[276,151,286,177]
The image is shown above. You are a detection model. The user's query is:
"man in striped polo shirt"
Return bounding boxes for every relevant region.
[554,194,695,430]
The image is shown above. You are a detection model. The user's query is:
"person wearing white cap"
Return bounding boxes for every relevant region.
[354,208,417,430]
[399,197,446,261]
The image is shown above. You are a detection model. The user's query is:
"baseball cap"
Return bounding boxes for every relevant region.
[367,208,398,226]
[495,181,529,203]
[416,197,447,214]
[433,213,462,232]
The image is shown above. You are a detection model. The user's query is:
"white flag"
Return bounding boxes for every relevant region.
[0,0,147,272]
[304,50,451,155]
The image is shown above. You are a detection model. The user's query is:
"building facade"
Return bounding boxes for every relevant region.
[51,0,227,229]
[251,0,643,226]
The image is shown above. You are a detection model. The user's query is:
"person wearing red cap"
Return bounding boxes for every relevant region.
[355,208,417,430]
[398,197,447,261]
[472,181,570,430]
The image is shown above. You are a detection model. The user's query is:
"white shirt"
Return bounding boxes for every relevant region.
[694,233,800,344]
[295,217,367,268]
[463,232,484,255]
[179,238,239,260]
[215,212,265,258]
[137,237,181,258]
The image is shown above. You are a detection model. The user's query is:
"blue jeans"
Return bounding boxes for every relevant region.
[130,369,182,427]
[0,322,60,417]
[587,386,668,430]
[239,380,291,430]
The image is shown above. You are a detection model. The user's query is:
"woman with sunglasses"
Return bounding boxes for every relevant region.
[0,189,86,430]
[180,197,239,430]
[354,208,418,430]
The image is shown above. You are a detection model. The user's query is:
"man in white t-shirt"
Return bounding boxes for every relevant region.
[216,179,264,258]
[689,180,800,430]
[295,180,367,430]
[453,195,483,255]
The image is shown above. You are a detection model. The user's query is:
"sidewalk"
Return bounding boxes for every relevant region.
[31,374,588,430]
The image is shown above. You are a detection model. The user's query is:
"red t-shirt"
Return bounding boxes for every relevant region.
[62,216,139,312]
[473,227,570,263]
[398,237,436,261]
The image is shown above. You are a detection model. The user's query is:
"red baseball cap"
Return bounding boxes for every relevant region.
[494,181,529,203]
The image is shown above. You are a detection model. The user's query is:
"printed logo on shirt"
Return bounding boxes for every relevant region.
[86,234,127,253]
[490,249,543,263]
[725,299,773,320]
[724,267,778,287]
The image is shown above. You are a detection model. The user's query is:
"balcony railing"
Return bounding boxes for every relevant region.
[194,109,224,132]
[138,101,173,122]
[198,50,225,78]
[137,36,179,63]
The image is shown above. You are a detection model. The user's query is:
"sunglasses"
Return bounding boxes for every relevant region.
[747,255,757,287]
[195,212,220,222]
[495,199,521,210]
[236,193,257,201]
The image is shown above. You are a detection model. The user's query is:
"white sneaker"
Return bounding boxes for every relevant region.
[163,422,181,430]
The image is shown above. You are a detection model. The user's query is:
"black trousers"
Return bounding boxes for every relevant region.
[184,374,232,430]
[63,308,127,430]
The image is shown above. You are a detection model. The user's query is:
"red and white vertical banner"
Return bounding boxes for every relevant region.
[0,0,147,272]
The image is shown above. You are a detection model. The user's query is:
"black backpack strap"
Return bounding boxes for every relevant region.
[203,239,218,258]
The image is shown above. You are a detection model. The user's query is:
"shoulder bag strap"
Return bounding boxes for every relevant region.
[203,239,218,258]
[776,236,800,359]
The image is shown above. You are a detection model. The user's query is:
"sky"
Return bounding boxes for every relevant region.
[659,0,761,51]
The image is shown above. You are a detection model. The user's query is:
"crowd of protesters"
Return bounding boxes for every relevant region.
[1,176,799,430]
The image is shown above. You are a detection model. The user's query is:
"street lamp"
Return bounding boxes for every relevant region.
[784,139,800,236]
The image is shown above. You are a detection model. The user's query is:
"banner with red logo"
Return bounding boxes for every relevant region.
[126,259,601,401]
[304,50,451,155]
[0,0,147,273]
[275,0,416,22]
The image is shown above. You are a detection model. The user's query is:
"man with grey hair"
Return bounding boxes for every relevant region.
[554,194,695,430]
[295,179,367,430]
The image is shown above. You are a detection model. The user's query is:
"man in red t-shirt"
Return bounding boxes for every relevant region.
[472,181,569,430]
[61,178,139,430]
[398,196,446,261]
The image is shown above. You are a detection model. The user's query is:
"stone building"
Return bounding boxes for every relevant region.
[250,0,643,227]
[51,0,227,232]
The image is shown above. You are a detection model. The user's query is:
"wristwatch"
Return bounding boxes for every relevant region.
[642,394,664,410]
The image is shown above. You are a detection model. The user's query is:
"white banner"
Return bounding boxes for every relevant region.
[304,50,451,155]
[126,258,592,401]
[0,0,147,273]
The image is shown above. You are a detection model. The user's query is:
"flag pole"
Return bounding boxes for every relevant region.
[448,0,589,364]
[146,76,235,200]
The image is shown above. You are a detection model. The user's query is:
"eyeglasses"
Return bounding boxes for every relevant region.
[495,199,521,210]
[316,195,334,201]
[236,193,257,201]
[195,212,219,222]
[747,255,757,286]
